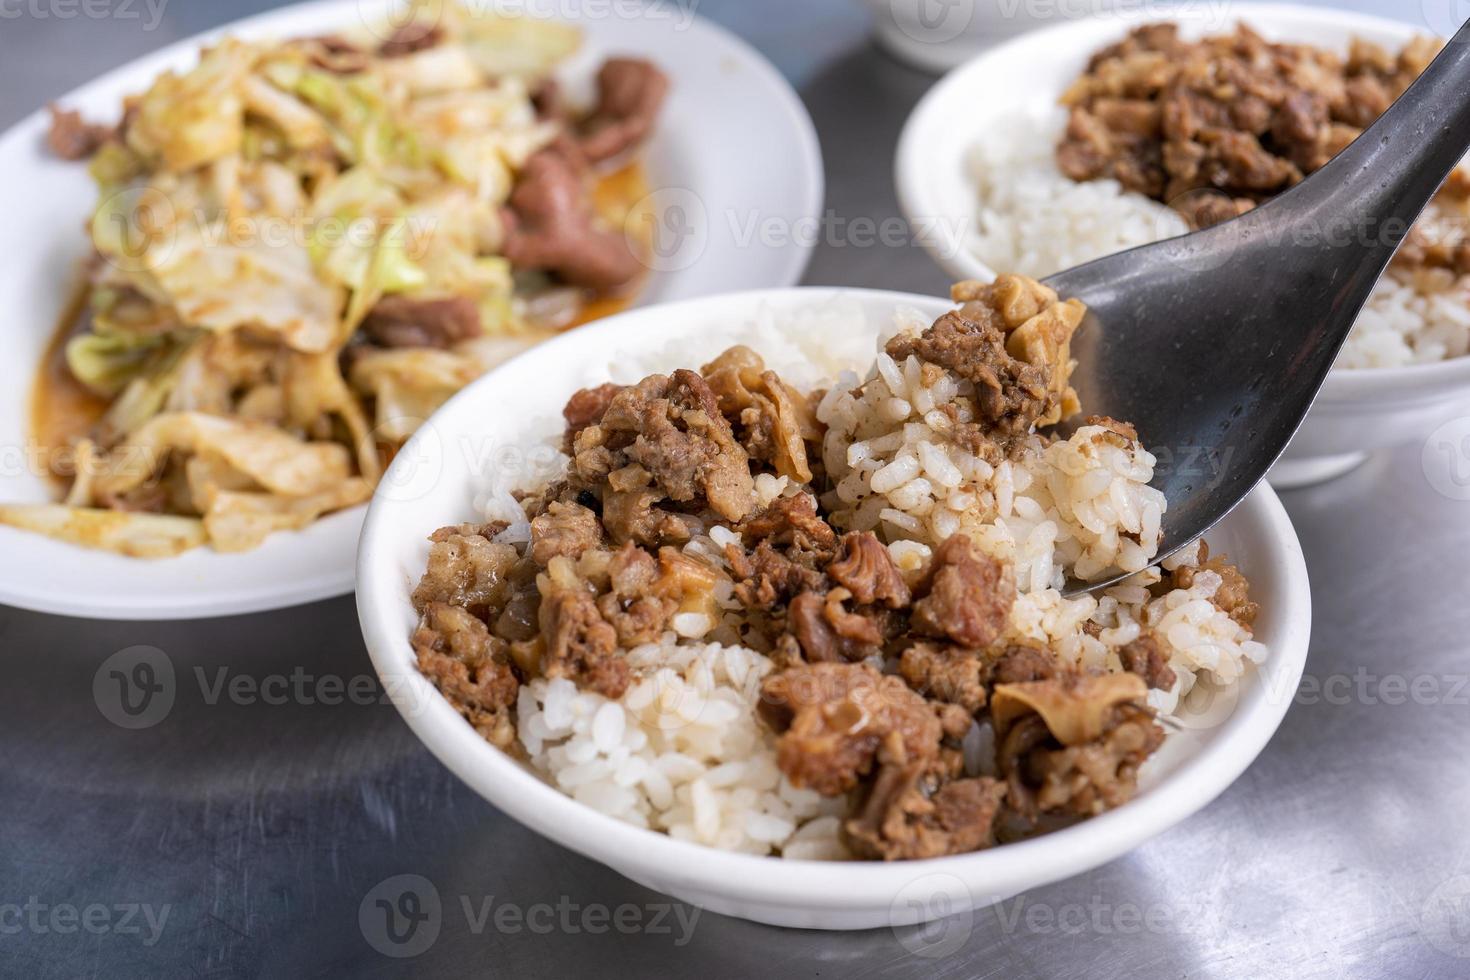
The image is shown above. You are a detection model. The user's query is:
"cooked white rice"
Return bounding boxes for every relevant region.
[516,636,849,858]
[484,303,1270,857]
[967,109,1470,369]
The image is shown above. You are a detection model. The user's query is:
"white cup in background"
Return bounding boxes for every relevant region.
[861,0,1130,71]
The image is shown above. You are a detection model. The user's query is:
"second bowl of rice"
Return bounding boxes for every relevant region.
[896,3,1470,487]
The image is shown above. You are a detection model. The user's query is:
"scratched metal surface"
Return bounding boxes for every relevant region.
[3,1,1470,977]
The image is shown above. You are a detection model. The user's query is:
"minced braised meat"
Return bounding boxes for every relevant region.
[1058,24,1440,226]
[413,602,519,747]
[845,763,1007,860]
[827,531,910,608]
[737,493,837,558]
[1169,541,1259,627]
[411,522,517,615]
[910,535,1016,648]
[571,370,757,522]
[1119,634,1177,691]
[529,500,605,565]
[409,305,1244,860]
[887,276,1083,457]
[378,22,445,57]
[759,662,943,795]
[989,643,1063,686]
[994,675,1164,820]
[539,576,629,698]
[900,643,989,714]
[562,383,623,452]
[702,346,817,482]
[728,538,827,608]
[786,589,889,664]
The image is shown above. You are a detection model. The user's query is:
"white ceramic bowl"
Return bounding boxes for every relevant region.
[356,287,1312,931]
[0,0,823,620]
[895,3,1470,489]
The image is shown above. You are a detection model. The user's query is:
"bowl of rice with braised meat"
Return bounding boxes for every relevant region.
[896,3,1470,487]
[356,277,1310,929]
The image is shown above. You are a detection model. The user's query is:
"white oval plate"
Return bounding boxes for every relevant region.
[895,3,1470,471]
[0,0,822,619]
[357,287,1312,930]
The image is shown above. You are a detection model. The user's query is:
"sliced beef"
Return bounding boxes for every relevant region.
[579,58,670,163]
[502,146,641,292]
[360,295,482,349]
[47,105,112,161]
[378,22,445,57]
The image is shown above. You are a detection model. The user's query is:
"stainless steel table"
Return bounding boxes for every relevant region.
[3,2,1468,976]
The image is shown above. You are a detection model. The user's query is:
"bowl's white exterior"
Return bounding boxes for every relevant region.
[858,0,1132,73]
[894,3,1470,487]
[0,0,822,620]
[356,287,1312,931]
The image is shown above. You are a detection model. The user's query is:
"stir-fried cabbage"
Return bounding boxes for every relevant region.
[29,4,653,556]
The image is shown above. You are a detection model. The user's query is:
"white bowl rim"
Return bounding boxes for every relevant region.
[0,0,824,621]
[894,1,1470,404]
[357,284,1312,910]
